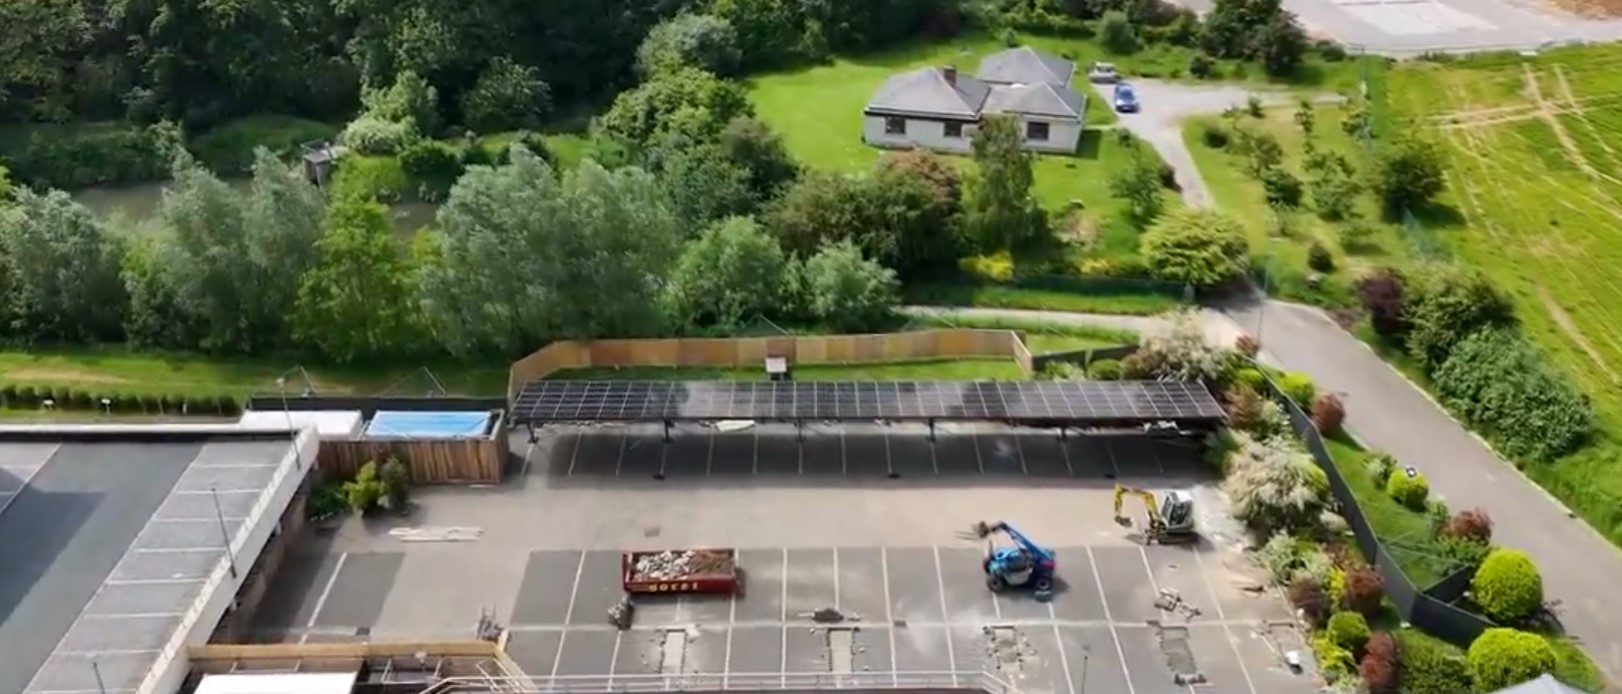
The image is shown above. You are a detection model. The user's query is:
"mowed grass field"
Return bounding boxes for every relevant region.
[745,32,1223,218]
[1385,45,1622,537]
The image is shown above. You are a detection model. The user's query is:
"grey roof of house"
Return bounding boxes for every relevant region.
[983,83,1086,120]
[976,46,1075,87]
[864,66,990,118]
[1489,674,1590,694]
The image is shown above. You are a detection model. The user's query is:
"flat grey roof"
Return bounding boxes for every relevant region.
[0,437,297,694]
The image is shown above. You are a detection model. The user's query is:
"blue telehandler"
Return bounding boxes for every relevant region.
[965,521,1056,601]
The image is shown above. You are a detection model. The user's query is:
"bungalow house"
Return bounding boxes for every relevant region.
[861,46,1086,154]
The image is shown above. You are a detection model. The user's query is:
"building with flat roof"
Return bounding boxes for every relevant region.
[0,425,314,694]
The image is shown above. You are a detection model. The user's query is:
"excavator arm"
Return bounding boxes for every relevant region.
[1113,484,1163,528]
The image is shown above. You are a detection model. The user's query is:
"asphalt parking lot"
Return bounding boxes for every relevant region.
[253,424,1315,694]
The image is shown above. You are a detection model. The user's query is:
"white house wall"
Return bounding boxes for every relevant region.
[862,115,974,154]
[862,114,1082,155]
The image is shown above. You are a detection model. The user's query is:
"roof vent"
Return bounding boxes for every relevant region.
[943,65,958,86]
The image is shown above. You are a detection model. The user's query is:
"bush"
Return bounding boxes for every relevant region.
[1234,333,1259,358]
[306,482,347,521]
[1432,328,1593,462]
[1467,628,1556,691]
[1087,358,1124,380]
[1426,497,1451,533]
[1223,433,1330,534]
[1385,470,1429,510]
[1259,532,1303,583]
[1355,268,1408,338]
[1246,95,1264,118]
[1443,508,1493,543]
[1041,362,1086,380]
[1371,136,1446,212]
[1224,384,1266,432]
[1341,562,1384,617]
[1472,548,1544,623]
[1318,40,1349,62]
[1260,166,1303,207]
[1276,371,1315,406]
[191,115,341,175]
[340,115,418,155]
[1327,611,1371,654]
[1189,54,1217,79]
[1231,367,1266,393]
[1100,11,1139,54]
[341,461,386,514]
[1312,632,1358,683]
[1306,240,1334,272]
[1404,263,1513,373]
[1364,451,1396,486]
[636,13,743,78]
[1288,576,1332,626]
[1439,535,1492,573]
[1,121,182,189]
[379,457,411,511]
[801,240,900,332]
[399,140,465,184]
[1310,393,1345,435]
[1397,630,1472,694]
[1360,632,1398,693]
[1139,208,1250,288]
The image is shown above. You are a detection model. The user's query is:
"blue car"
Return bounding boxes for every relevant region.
[1113,82,1140,113]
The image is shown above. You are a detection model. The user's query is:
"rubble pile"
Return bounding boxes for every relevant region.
[631,549,733,580]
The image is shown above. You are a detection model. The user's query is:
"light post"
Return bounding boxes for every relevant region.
[211,486,238,579]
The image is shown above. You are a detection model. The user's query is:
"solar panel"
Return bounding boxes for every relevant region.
[511,380,1225,426]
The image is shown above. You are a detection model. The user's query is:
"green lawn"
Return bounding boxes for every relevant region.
[903,280,1186,315]
[1322,433,1454,588]
[550,357,1027,381]
[0,347,508,400]
[1181,104,1412,306]
[903,311,1138,352]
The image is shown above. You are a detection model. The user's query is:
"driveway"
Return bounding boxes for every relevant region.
[909,302,1622,682]
[1089,81,1327,208]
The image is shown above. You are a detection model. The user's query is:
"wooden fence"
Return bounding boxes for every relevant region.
[315,411,506,485]
[507,329,1030,397]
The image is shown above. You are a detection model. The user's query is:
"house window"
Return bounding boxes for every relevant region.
[1026,122,1051,141]
[945,121,964,138]
[885,117,907,135]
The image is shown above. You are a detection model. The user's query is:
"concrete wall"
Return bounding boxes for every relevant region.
[142,429,318,694]
[862,114,975,153]
[1021,117,1083,154]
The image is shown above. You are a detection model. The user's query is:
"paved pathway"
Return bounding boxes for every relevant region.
[909,303,1622,681]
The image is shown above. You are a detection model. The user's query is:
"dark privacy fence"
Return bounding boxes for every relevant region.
[1268,378,1496,647]
[244,395,508,420]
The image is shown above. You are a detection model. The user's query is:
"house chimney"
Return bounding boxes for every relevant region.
[943,65,958,86]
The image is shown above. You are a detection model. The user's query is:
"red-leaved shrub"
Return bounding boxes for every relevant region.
[1343,563,1385,617]
[1288,577,1332,627]
[1442,508,1494,544]
[1360,632,1398,693]
[1355,269,1407,338]
[1311,393,1346,435]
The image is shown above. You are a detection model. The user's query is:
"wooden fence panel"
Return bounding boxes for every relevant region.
[317,436,503,484]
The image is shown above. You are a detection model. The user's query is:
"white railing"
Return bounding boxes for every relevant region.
[419,670,1020,694]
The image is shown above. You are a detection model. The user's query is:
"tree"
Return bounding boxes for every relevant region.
[1355,268,1408,337]
[1109,147,1165,225]
[1467,629,1556,691]
[1403,262,1513,373]
[801,240,900,332]
[637,14,743,77]
[0,188,128,342]
[966,115,1048,256]
[712,0,808,68]
[1256,13,1307,76]
[658,144,759,229]
[1223,431,1330,535]
[1305,149,1361,221]
[1433,328,1592,461]
[292,194,419,362]
[720,116,799,197]
[418,147,681,354]
[1100,11,1139,54]
[1371,136,1446,212]
[1139,208,1249,288]
[667,216,789,327]
[1201,0,1306,75]
[598,67,753,150]
[764,166,961,280]
[461,57,552,133]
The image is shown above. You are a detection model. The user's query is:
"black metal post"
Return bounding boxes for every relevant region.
[662,419,672,444]
[927,418,936,443]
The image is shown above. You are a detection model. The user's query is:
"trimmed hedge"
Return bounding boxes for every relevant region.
[1327,611,1371,654]
[1467,628,1556,691]
[0,385,238,417]
[1386,469,1429,510]
[1472,548,1543,624]
[1396,630,1471,694]
[1087,359,1123,380]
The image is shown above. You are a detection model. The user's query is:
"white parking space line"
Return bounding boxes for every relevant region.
[133,546,225,554]
[930,433,940,475]
[152,516,246,524]
[1012,433,1030,476]
[307,552,347,629]
[551,551,588,678]
[56,648,160,657]
[519,437,536,476]
[1192,548,1260,694]
[1086,546,1137,694]
[1103,438,1123,479]
[1058,432,1076,477]
[723,571,737,687]
[1148,438,1167,475]
[881,547,899,687]
[932,546,959,686]
[705,434,715,476]
[608,631,624,688]
[970,428,985,475]
[779,547,789,687]
[1049,600,1078,694]
[106,577,205,586]
[1138,546,1195,694]
[613,435,627,477]
[565,435,583,477]
[840,427,848,475]
[832,547,841,610]
[174,488,260,495]
[751,428,759,475]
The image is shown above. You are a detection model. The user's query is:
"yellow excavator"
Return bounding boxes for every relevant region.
[1112,484,1198,544]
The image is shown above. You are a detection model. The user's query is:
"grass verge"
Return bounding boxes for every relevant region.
[905,312,1138,353]
[904,280,1184,315]
[1322,432,1451,587]
[550,357,1027,381]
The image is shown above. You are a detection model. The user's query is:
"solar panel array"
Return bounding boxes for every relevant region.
[511,380,1224,424]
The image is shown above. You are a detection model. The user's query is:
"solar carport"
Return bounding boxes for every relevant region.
[511,380,1225,445]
